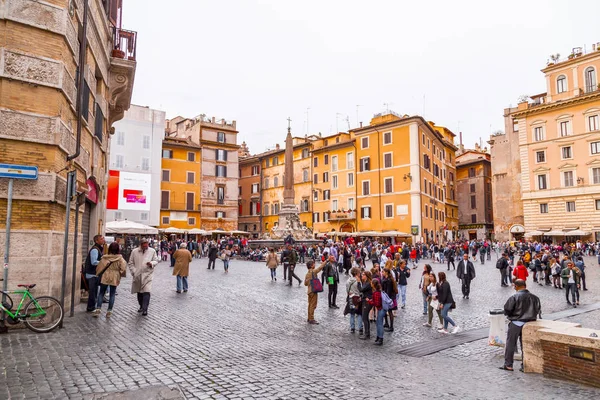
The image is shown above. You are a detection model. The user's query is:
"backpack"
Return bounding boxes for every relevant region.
[496,258,504,269]
[381,292,393,311]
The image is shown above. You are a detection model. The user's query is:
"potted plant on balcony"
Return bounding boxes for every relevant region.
[111,47,125,59]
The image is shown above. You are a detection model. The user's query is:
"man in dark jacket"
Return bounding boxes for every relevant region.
[207,243,218,269]
[456,254,476,299]
[501,279,542,372]
[286,245,302,286]
[497,253,510,287]
[321,255,339,308]
[84,235,105,312]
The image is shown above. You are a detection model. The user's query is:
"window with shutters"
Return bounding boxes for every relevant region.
[347,172,354,187]
[264,177,270,188]
[384,204,393,219]
[470,195,476,209]
[313,157,318,168]
[274,176,279,186]
[216,149,227,161]
[303,169,309,182]
[141,158,149,171]
[161,191,169,209]
[332,175,338,189]
[323,190,330,200]
[346,152,354,169]
[302,148,309,159]
[82,82,90,120]
[384,177,393,193]
[251,183,259,193]
[217,132,226,143]
[313,212,320,223]
[251,165,259,175]
[384,153,392,169]
[561,146,573,159]
[471,214,477,223]
[563,171,574,187]
[536,151,546,163]
[323,212,329,222]
[361,206,371,219]
[540,203,548,213]
[187,172,195,184]
[332,199,338,211]
[323,172,329,183]
[566,201,576,212]
[216,211,226,218]
[470,184,475,193]
[162,149,173,159]
[142,135,150,149]
[217,186,225,205]
[360,157,370,172]
[186,192,194,211]
[324,155,329,165]
[216,165,227,177]
[313,191,318,202]
[94,103,104,143]
[588,115,599,132]
[362,181,370,196]
[273,156,279,166]
[592,167,600,184]
[115,155,124,168]
[187,152,195,162]
[537,174,548,190]
[468,167,475,178]
[162,170,170,182]
[331,156,338,172]
[162,216,170,225]
[383,132,392,145]
[361,137,369,149]
[313,174,318,184]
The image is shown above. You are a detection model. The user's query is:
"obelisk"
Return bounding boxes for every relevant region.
[278,118,300,231]
[283,118,295,205]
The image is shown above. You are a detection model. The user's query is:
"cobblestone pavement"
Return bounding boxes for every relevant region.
[1,254,600,399]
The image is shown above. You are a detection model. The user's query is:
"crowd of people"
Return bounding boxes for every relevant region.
[83,234,594,369]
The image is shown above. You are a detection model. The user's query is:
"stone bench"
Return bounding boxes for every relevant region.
[523,320,600,388]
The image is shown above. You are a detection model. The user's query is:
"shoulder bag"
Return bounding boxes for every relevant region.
[310,272,323,293]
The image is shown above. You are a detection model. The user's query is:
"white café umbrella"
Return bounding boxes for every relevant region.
[381,230,412,237]
[544,229,565,236]
[164,227,185,234]
[105,220,158,235]
[564,229,591,236]
[188,228,208,235]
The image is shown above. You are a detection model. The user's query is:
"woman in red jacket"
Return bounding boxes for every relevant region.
[512,260,529,282]
[367,279,385,345]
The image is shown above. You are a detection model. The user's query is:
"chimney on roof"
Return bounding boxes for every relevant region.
[360,122,363,128]
[211,117,216,123]
[275,143,280,150]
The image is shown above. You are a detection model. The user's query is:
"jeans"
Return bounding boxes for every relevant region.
[283,263,289,280]
[96,284,116,310]
[501,268,509,285]
[361,303,373,337]
[170,255,176,267]
[376,308,386,339]
[421,291,428,314]
[86,274,100,311]
[349,310,363,331]
[223,260,229,271]
[398,285,407,305]
[566,283,579,303]
[270,268,277,279]
[176,276,188,291]
[480,253,485,264]
[441,303,456,330]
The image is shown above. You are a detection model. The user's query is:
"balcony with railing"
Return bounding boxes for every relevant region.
[112,27,137,61]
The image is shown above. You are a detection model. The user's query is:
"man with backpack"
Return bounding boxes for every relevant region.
[497,253,510,287]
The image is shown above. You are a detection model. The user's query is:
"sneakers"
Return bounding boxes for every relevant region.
[451,326,461,334]
[92,309,101,317]
[308,320,319,325]
[106,310,112,318]
[437,327,448,334]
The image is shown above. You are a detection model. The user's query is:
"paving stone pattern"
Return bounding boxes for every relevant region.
[1,254,600,399]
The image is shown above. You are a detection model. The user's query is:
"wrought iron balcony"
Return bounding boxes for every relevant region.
[112,27,137,61]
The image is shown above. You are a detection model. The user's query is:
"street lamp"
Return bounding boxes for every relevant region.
[403,173,412,182]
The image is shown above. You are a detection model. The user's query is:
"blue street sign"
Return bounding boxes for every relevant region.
[0,164,38,180]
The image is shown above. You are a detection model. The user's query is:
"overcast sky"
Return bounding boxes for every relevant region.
[125,0,600,153]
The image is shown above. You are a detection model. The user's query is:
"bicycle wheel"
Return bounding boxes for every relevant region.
[23,296,64,333]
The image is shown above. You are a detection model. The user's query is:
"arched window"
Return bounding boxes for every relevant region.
[557,75,567,93]
[585,67,597,93]
[274,176,279,187]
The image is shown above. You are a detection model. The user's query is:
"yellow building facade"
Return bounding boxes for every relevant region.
[510,45,600,240]
[312,133,358,233]
[352,113,458,243]
[159,137,202,230]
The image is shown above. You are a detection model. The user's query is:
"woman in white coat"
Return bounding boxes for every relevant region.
[128,239,159,316]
